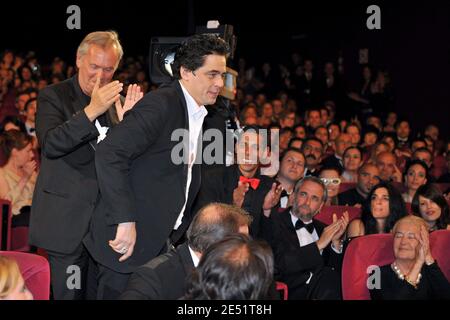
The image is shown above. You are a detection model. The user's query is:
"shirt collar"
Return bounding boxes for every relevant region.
[179,81,208,121]
[188,245,200,267]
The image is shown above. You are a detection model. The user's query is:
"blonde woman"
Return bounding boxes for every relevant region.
[0,256,33,300]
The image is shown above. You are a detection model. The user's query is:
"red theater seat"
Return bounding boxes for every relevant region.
[430,230,450,282]
[342,234,394,300]
[315,205,362,226]
[0,251,51,300]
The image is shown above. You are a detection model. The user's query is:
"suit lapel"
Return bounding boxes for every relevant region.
[280,210,301,247]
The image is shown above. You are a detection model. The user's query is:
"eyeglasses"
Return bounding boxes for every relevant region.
[320,178,341,186]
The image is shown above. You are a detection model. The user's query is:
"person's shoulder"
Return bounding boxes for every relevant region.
[347,218,364,237]
[39,77,75,99]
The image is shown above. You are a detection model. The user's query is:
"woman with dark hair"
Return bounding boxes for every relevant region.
[412,184,450,231]
[0,116,27,134]
[184,234,274,300]
[341,146,363,183]
[347,182,407,237]
[0,130,37,227]
[402,160,428,203]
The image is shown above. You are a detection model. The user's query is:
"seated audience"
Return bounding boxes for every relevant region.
[183,234,275,300]
[369,216,450,300]
[261,176,349,300]
[347,182,407,237]
[319,166,342,206]
[120,203,252,300]
[0,256,34,300]
[0,130,37,227]
[341,146,363,183]
[338,163,380,207]
[402,160,428,203]
[412,184,450,231]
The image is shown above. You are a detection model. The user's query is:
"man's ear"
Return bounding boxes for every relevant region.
[76,53,82,69]
[180,66,192,81]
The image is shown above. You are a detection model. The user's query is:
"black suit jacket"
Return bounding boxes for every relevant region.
[119,242,194,300]
[29,75,118,254]
[260,208,342,298]
[84,81,201,273]
[194,165,274,237]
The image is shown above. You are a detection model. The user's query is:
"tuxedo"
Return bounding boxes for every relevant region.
[260,208,342,299]
[84,81,203,296]
[194,165,274,238]
[120,243,195,300]
[29,75,119,299]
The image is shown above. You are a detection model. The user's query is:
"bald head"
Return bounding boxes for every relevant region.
[187,203,252,253]
[335,133,352,157]
[376,152,397,181]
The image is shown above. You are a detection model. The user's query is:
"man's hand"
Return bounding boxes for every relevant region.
[115,84,143,121]
[85,74,123,121]
[109,222,136,262]
[263,183,283,210]
[316,220,341,251]
[331,212,349,250]
[233,181,249,208]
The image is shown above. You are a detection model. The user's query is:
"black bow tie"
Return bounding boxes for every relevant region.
[280,190,290,198]
[295,219,315,234]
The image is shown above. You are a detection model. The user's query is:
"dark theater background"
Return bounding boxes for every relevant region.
[1,0,449,135]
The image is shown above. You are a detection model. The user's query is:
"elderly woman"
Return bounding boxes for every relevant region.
[402,160,428,203]
[0,130,37,227]
[347,182,407,237]
[369,216,450,299]
[0,256,33,300]
[412,184,450,231]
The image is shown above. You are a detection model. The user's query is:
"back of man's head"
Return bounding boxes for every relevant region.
[187,203,252,253]
[184,234,274,300]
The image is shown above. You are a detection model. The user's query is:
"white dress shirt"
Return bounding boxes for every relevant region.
[173,81,208,230]
[188,246,200,268]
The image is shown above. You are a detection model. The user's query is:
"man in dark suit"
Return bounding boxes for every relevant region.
[29,31,142,300]
[83,34,230,299]
[338,163,380,206]
[120,203,251,299]
[261,176,349,299]
[321,133,352,174]
[302,137,324,177]
[194,125,282,238]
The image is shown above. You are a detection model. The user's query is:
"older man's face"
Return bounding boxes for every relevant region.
[292,180,324,221]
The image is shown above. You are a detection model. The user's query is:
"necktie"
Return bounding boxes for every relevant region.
[295,219,315,234]
[239,176,260,190]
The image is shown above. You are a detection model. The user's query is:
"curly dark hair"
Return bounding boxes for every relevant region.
[361,182,407,234]
[412,184,450,230]
[171,34,229,80]
[184,234,274,300]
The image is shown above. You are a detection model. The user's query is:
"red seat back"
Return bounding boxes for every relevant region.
[338,183,357,194]
[0,199,12,251]
[315,205,362,226]
[11,227,31,252]
[430,230,450,282]
[342,234,394,300]
[0,251,51,300]
[275,281,288,300]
